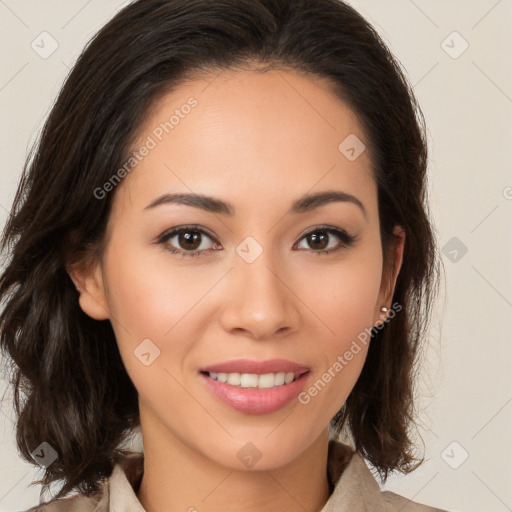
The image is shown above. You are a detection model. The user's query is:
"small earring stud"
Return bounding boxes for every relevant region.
[380,306,388,312]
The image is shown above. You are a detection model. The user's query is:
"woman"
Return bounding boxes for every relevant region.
[0,0,447,510]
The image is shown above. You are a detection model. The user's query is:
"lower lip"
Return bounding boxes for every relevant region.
[200,372,310,415]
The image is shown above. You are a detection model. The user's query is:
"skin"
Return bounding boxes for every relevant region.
[69,67,405,512]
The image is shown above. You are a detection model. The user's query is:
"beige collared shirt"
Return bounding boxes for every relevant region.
[24,440,449,512]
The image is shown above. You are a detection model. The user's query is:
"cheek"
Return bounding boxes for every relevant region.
[301,249,383,343]
[297,275,377,427]
[100,238,211,382]
[293,250,381,414]
[103,237,207,333]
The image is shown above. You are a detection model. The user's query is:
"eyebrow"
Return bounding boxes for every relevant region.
[145,190,367,219]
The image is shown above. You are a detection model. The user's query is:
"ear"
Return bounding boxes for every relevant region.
[374,225,405,326]
[67,260,110,321]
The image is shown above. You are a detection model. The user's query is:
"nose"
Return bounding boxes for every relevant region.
[219,250,301,341]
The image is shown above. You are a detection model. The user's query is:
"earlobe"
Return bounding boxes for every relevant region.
[375,225,405,324]
[67,261,110,321]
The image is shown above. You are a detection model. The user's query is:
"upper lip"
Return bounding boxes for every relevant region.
[200,358,310,375]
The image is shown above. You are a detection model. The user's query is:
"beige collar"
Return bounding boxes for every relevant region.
[35,439,447,511]
[105,440,430,512]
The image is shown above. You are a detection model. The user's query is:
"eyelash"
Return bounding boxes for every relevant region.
[156,224,358,259]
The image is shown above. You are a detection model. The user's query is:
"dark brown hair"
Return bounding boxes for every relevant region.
[0,0,441,501]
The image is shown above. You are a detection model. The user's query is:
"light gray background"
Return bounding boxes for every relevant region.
[0,1,511,511]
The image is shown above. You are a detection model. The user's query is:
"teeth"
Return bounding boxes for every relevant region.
[227,373,241,386]
[207,371,298,388]
[241,373,258,387]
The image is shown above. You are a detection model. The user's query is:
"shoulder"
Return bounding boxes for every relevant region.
[18,485,108,512]
[17,452,144,512]
[381,490,450,511]
[327,440,451,512]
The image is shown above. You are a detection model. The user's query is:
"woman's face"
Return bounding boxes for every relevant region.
[74,68,403,470]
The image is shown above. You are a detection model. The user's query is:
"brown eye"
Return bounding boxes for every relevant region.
[295,227,357,254]
[157,226,219,257]
[305,231,330,250]
[176,230,203,251]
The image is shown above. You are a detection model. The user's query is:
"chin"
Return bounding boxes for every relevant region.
[198,429,321,472]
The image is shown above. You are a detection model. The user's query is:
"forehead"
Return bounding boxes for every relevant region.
[114,67,376,219]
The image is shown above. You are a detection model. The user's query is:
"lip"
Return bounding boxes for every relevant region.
[199,358,310,375]
[199,359,311,415]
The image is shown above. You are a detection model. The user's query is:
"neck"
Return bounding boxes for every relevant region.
[136,416,332,512]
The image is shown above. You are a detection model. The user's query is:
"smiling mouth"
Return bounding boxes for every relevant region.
[199,361,312,414]
[200,370,308,389]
